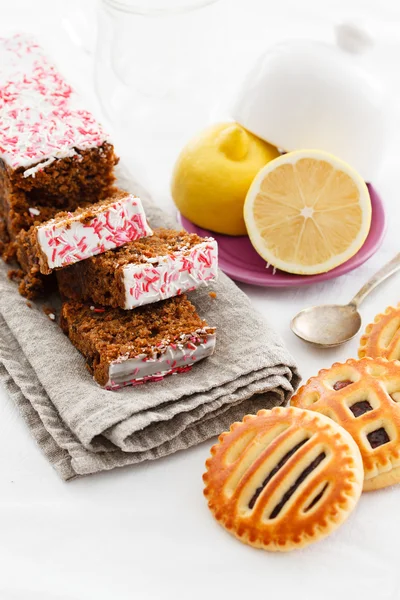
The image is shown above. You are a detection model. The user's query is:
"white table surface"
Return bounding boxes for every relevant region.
[1,1,400,599]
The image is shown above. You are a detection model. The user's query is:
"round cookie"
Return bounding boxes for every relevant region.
[359,304,400,360]
[291,357,400,491]
[203,406,363,551]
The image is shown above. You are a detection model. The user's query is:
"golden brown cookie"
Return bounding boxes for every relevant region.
[359,305,400,360]
[203,406,363,551]
[291,357,400,491]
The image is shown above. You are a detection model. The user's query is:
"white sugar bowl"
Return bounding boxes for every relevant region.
[231,23,389,182]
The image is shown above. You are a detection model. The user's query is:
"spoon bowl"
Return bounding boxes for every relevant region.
[291,303,362,347]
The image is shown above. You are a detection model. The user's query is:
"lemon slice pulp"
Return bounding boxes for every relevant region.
[244,150,372,275]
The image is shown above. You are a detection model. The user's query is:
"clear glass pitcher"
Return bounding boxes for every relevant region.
[95,0,224,200]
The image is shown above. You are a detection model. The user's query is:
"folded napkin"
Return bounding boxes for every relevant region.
[0,166,300,480]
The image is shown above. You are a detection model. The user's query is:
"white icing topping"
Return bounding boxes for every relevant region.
[37,194,152,270]
[23,156,56,178]
[105,329,216,389]
[122,238,218,308]
[28,207,40,216]
[0,34,109,172]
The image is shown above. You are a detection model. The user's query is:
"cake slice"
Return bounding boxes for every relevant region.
[0,34,118,260]
[57,228,218,309]
[61,296,216,389]
[16,190,152,275]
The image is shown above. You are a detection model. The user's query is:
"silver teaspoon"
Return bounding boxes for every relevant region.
[291,253,400,347]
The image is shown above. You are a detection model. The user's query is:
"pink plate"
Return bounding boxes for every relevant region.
[177,184,386,287]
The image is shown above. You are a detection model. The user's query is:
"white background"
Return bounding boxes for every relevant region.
[1,1,400,599]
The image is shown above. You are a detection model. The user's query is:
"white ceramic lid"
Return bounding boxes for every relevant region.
[231,25,388,181]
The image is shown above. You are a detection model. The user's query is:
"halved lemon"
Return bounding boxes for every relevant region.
[244,150,372,275]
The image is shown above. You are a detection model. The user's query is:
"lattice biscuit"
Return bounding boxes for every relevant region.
[359,305,400,360]
[203,406,363,551]
[291,357,400,491]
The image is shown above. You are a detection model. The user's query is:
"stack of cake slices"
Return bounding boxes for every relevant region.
[0,34,218,389]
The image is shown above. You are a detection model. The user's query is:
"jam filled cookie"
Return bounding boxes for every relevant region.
[291,358,400,491]
[203,406,363,551]
[359,305,400,360]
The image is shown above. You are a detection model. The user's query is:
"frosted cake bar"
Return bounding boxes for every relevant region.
[61,296,216,389]
[16,190,152,275]
[57,228,218,309]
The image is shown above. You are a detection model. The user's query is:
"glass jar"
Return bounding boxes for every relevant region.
[95,0,224,200]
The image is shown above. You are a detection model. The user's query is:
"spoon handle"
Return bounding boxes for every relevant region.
[350,253,400,308]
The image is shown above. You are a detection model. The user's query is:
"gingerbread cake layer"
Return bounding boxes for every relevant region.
[16,190,152,275]
[61,296,216,389]
[57,228,218,309]
[0,34,118,259]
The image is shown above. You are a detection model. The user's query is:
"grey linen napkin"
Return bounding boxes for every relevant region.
[0,167,300,480]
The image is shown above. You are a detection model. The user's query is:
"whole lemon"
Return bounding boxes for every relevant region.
[171,122,280,236]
